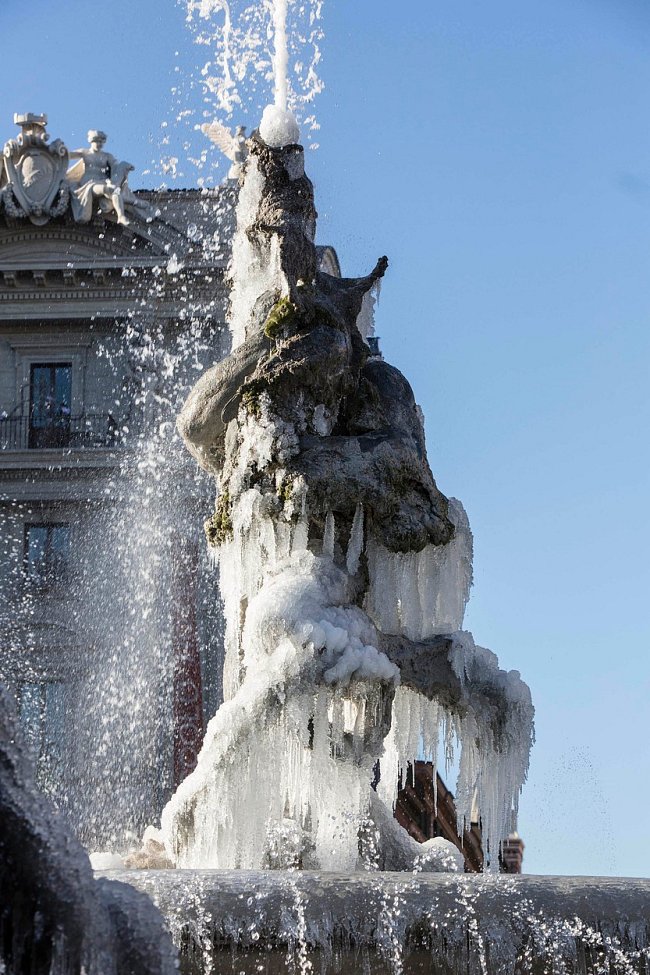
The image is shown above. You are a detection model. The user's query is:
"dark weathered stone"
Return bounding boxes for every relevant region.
[177,330,272,471]
[177,137,452,554]
[247,135,318,305]
[0,687,176,975]
[378,632,528,749]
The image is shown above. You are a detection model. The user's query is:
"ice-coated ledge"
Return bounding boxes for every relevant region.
[99,869,650,974]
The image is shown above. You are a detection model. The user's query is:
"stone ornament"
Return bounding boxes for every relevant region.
[167,131,533,874]
[201,121,248,179]
[1,114,70,225]
[0,115,157,226]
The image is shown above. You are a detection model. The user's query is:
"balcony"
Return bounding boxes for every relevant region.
[0,413,121,451]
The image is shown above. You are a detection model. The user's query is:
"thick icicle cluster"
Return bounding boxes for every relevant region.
[163,123,534,872]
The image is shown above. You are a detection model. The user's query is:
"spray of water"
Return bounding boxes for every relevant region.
[271,0,289,110]
[187,0,323,146]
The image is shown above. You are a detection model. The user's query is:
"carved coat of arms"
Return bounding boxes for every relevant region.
[1,114,69,225]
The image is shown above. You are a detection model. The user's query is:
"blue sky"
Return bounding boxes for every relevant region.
[1,0,649,877]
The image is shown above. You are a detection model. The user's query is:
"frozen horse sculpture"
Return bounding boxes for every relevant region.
[161,125,534,872]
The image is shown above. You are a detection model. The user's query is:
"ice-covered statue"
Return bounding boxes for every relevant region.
[159,110,534,873]
[67,130,155,225]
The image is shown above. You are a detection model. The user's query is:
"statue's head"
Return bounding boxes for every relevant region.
[88,130,107,149]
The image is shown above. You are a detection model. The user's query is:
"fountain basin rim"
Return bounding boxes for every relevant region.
[96,869,650,928]
[95,867,650,886]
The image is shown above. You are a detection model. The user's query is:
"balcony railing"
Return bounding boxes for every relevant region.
[0,414,121,451]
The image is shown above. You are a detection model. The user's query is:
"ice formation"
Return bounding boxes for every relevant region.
[108,868,650,975]
[161,116,534,875]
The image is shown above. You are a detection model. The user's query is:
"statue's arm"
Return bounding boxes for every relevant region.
[378,631,534,750]
[177,331,271,451]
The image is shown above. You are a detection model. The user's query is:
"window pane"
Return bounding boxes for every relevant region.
[26,525,48,582]
[49,526,71,579]
[54,366,72,413]
[25,523,71,585]
[30,366,55,427]
[29,364,72,448]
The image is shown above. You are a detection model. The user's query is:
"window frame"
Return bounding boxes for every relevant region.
[28,362,73,448]
[3,330,92,450]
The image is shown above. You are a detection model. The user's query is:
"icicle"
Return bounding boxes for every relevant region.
[367,502,473,641]
[346,504,364,575]
[291,518,309,554]
[322,511,335,558]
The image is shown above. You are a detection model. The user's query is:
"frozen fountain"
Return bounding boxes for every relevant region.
[105,6,648,973]
[108,119,650,971]
[161,116,533,876]
[146,0,531,877]
[2,3,649,974]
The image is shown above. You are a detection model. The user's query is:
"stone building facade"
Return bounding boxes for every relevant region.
[0,112,341,847]
[0,113,234,844]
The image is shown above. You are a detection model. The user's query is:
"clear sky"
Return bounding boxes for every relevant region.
[1,0,649,878]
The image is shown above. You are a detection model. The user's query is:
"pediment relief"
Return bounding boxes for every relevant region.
[1,115,159,229]
[0,218,193,269]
